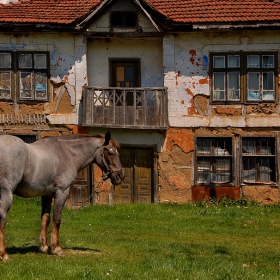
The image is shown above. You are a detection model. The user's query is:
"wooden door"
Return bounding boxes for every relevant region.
[115,148,153,204]
[66,165,92,209]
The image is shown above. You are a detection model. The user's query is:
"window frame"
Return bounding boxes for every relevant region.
[195,136,234,186]
[0,51,14,101]
[241,136,277,186]
[110,11,138,28]
[0,51,50,103]
[210,51,278,104]
[17,51,49,102]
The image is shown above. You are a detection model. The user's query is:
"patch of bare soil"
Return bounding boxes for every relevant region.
[64,249,102,256]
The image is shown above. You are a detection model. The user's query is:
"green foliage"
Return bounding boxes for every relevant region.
[1,196,280,279]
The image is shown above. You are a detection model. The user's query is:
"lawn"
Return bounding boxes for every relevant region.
[0,196,280,280]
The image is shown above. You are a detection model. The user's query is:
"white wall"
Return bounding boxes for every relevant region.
[0,32,87,124]
[163,30,280,128]
[87,37,163,87]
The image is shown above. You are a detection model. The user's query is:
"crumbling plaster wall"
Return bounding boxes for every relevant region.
[159,126,279,204]
[161,30,280,203]
[0,32,87,125]
[164,30,280,128]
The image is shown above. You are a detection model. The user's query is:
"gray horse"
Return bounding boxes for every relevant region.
[0,132,124,261]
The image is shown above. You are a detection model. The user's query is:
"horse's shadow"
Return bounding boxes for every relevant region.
[8,246,101,255]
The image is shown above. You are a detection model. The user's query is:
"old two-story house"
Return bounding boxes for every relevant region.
[0,0,280,205]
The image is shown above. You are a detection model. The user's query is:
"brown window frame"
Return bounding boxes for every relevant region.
[241,136,277,185]
[0,51,50,103]
[195,136,234,186]
[210,51,278,104]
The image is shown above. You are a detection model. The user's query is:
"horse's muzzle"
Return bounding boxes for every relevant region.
[110,169,124,185]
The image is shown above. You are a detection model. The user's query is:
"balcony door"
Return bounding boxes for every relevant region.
[115,147,153,204]
[110,59,140,106]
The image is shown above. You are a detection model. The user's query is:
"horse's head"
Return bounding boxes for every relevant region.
[99,132,124,185]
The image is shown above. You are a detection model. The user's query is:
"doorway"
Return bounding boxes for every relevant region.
[115,147,154,204]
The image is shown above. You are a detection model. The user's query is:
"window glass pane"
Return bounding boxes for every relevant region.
[247,55,260,68]
[125,66,134,82]
[19,54,32,68]
[34,54,47,69]
[259,158,271,182]
[262,55,274,68]
[197,159,211,183]
[247,72,260,100]
[228,72,240,100]
[243,158,257,182]
[213,72,225,100]
[0,71,11,98]
[212,158,231,183]
[20,72,32,99]
[242,138,256,154]
[35,72,47,99]
[0,53,11,68]
[228,55,240,67]
[197,138,211,155]
[263,72,274,91]
[213,56,225,68]
[262,72,274,100]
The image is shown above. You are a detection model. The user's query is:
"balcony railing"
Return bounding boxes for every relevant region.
[82,86,168,129]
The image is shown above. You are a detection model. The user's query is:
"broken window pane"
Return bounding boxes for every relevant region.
[0,71,11,98]
[247,72,260,100]
[20,71,32,99]
[35,72,47,100]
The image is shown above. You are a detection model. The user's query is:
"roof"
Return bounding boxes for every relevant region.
[0,0,279,27]
[143,0,280,24]
[0,0,102,25]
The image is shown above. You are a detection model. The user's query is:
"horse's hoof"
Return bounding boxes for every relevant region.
[52,247,64,256]
[39,245,49,254]
[0,254,9,262]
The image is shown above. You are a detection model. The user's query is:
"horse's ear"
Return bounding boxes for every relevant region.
[104,131,111,146]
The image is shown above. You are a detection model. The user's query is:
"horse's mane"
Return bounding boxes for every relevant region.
[45,134,121,149]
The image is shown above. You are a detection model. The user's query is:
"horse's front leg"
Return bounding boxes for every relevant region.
[51,188,70,256]
[39,196,52,254]
[0,188,13,261]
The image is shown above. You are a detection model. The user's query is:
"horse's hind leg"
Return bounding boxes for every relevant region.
[0,188,13,261]
[51,188,70,256]
[39,196,52,254]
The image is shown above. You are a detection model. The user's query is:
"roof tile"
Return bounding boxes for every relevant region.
[0,0,279,26]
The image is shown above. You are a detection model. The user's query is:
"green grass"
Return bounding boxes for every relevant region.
[0,197,280,279]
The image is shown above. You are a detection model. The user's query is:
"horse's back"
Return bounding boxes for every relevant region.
[0,135,28,189]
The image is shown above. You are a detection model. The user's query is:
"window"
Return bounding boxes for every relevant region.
[246,54,275,101]
[212,54,241,101]
[210,52,277,103]
[196,137,233,185]
[18,53,48,101]
[0,53,12,100]
[110,12,137,28]
[242,137,276,184]
[110,60,140,106]
[0,52,49,102]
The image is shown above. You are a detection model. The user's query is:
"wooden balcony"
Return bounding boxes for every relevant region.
[82,86,168,129]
